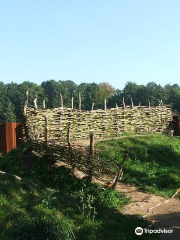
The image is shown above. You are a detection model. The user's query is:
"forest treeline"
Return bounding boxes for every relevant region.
[0,80,180,122]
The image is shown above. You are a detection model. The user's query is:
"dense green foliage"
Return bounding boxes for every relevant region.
[1,80,180,122]
[96,134,180,197]
[0,143,159,240]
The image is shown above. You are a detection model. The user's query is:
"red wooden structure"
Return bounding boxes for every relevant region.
[0,123,23,154]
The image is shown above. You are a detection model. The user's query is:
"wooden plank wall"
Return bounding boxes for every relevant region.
[0,123,23,154]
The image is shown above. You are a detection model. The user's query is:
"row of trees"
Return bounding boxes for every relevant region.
[0,80,180,122]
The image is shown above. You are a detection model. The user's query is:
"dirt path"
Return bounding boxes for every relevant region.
[70,138,180,240]
[115,182,180,240]
[94,176,180,240]
[60,163,180,240]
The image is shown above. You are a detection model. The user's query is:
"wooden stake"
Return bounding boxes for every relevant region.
[91,102,94,111]
[116,103,118,109]
[33,98,38,110]
[44,115,49,143]
[25,91,28,103]
[23,91,29,139]
[23,91,29,116]
[108,153,129,189]
[67,123,71,149]
[43,100,46,109]
[78,92,81,111]
[104,98,107,111]
[131,97,134,108]
[88,130,95,182]
[71,97,74,110]
[123,97,126,109]
[160,100,163,106]
[60,93,63,108]
[89,131,94,157]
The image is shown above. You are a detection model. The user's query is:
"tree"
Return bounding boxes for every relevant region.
[0,82,7,122]
[41,80,59,108]
[164,84,180,112]
[57,80,77,108]
[122,82,140,105]
[144,82,163,106]
[1,79,180,123]
[6,82,23,121]
[99,82,115,99]
[108,89,122,108]
[41,80,77,108]
[1,98,16,122]
[77,83,104,110]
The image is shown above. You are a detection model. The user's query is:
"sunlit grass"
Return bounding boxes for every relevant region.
[96,134,180,197]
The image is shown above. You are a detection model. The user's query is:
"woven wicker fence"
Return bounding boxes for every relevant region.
[24,104,172,142]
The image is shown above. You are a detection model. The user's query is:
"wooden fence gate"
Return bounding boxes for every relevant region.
[0,123,23,154]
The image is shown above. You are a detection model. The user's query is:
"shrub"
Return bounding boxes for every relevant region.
[96,188,130,208]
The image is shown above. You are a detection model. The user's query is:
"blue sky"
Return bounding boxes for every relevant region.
[0,0,180,89]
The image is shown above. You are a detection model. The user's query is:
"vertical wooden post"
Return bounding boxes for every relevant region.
[131,97,134,108]
[91,102,94,111]
[149,101,151,108]
[25,91,29,102]
[43,100,46,109]
[60,93,63,108]
[33,98,38,110]
[44,115,49,143]
[123,97,126,109]
[67,123,71,149]
[139,101,141,107]
[71,97,74,110]
[116,103,118,109]
[67,122,74,169]
[88,130,94,182]
[104,98,107,111]
[23,91,28,116]
[159,99,163,106]
[89,131,94,157]
[23,91,29,139]
[78,92,81,111]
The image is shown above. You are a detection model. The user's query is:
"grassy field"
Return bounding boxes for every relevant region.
[0,140,160,240]
[96,134,180,197]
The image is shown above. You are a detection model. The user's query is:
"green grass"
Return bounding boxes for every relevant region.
[0,142,160,240]
[0,171,157,240]
[0,174,75,240]
[96,134,180,197]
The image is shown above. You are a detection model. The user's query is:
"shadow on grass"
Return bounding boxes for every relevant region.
[1,136,179,239]
[0,173,159,240]
[0,139,161,240]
